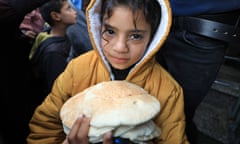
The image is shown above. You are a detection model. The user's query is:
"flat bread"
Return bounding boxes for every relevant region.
[60,81,161,143]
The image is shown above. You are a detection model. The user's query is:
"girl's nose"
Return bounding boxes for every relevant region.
[112,36,129,53]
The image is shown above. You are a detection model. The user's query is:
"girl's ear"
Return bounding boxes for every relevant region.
[50,11,61,22]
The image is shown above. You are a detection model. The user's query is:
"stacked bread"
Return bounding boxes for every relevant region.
[60,81,161,143]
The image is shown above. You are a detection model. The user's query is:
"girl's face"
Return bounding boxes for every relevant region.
[101,6,151,70]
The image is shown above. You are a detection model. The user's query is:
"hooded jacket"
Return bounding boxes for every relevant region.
[27,0,189,143]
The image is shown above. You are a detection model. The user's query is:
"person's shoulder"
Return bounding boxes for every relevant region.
[42,36,68,52]
[67,50,98,71]
[70,50,95,62]
[36,31,51,42]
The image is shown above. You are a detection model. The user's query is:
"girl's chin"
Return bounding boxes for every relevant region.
[110,63,129,70]
[112,65,128,70]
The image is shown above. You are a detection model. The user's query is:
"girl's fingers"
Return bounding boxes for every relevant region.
[103,132,113,144]
[68,115,83,140]
[77,115,91,143]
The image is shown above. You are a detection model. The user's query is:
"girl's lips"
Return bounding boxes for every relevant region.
[110,56,128,64]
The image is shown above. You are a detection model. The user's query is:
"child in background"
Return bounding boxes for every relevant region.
[29,0,77,99]
[27,0,189,143]
[66,0,92,61]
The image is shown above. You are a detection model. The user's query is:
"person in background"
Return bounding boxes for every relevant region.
[29,0,77,98]
[156,1,240,143]
[0,0,50,143]
[69,0,82,10]
[19,8,45,53]
[27,0,189,143]
[66,0,92,61]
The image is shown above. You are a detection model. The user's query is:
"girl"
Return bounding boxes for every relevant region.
[27,0,189,143]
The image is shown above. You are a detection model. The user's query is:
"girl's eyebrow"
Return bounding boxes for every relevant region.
[130,29,147,33]
[103,23,115,29]
[103,22,147,33]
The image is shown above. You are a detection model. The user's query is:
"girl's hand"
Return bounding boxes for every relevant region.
[63,115,113,144]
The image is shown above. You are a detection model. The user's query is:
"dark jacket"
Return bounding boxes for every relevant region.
[30,31,71,97]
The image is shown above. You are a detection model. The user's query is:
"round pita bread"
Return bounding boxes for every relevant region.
[60,81,161,143]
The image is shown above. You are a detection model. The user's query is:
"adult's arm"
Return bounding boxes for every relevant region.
[0,0,49,24]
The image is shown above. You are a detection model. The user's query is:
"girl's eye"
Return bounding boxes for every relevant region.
[105,29,115,35]
[129,33,143,40]
[102,28,115,40]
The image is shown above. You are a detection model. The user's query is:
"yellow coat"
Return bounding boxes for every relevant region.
[27,0,189,143]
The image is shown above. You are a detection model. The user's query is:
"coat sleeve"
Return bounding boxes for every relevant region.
[150,67,189,144]
[27,60,75,144]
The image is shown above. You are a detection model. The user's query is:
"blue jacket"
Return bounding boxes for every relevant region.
[170,0,240,16]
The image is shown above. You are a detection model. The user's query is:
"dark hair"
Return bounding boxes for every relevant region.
[100,0,161,39]
[40,0,67,26]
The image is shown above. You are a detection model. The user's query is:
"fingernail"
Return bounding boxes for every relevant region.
[78,114,83,118]
[106,131,112,138]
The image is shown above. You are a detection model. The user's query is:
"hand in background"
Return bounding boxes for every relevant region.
[22,30,37,39]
